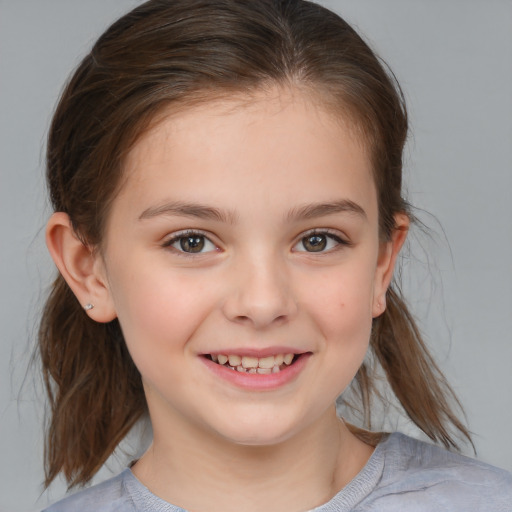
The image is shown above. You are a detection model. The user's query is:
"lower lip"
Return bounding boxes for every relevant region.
[201,353,311,391]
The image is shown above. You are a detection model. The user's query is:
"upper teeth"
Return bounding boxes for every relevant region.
[213,353,294,369]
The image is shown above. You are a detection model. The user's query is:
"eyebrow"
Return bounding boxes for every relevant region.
[286,199,367,222]
[139,201,238,224]
[139,198,366,224]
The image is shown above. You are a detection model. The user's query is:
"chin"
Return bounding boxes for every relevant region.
[222,431,294,448]
[208,411,309,448]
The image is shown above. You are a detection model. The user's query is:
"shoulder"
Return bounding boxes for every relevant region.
[42,469,135,512]
[364,432,512,511]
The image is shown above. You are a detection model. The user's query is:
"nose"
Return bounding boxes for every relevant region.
[222,252,298,329]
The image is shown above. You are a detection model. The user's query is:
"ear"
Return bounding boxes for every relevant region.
[372,213,409,318]
[45,212,117,323]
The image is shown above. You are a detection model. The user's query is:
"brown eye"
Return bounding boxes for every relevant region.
[294,231,348,253]
[165,232,217,254]
[302,234,327,252]
[180,235,205,253]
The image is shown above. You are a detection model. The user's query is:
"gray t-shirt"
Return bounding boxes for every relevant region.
[43,432,512,511]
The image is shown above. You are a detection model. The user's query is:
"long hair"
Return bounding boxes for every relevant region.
[40,0,471,487]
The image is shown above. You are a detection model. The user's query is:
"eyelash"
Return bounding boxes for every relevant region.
[162,228,350,256]
[293,229,350,254]
[162,230,218,256]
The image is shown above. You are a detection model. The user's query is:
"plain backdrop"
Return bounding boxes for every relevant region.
[1,1,511,510]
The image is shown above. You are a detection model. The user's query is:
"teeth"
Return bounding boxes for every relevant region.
[228,355,241,366]
[258,356,275,369]
[242,356,259,369]
[211,352,297,372]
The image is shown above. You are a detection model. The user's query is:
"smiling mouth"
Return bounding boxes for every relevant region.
[204,353,302,374]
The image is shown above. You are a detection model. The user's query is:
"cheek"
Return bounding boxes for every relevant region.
[296,259,376,394]
[297,260,377,338]
[109,266,217,363]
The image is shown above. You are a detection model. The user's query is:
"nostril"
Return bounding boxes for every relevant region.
[233,313,289,327]
[233,314,252,324]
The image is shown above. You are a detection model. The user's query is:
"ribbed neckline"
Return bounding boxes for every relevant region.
[122,433,391,512]
[309,433,388,511]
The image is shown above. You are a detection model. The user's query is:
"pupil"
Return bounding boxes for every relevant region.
[180,236,205,253]
[304,234,326,252]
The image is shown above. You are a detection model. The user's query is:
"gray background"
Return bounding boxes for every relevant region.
[1,1,511,510]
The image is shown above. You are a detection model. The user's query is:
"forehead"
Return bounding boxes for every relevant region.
[115,87,377,222]
[127,86,369,165]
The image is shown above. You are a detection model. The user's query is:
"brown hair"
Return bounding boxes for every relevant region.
[40,0,471,488]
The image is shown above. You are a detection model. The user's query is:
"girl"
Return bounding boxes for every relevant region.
[40,0,511,510]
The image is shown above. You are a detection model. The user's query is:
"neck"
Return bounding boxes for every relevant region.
[133,406,373,512]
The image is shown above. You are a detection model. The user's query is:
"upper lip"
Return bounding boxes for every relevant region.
[201,347,308,358]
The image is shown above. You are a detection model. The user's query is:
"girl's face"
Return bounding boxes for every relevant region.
[99,89,401,446]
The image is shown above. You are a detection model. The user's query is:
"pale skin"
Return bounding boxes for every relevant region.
[46,88,408,512]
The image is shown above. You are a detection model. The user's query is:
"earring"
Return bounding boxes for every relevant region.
[84,303,94,311]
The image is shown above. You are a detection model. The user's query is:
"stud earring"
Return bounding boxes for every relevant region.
[84,303,94,311]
